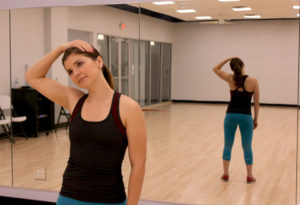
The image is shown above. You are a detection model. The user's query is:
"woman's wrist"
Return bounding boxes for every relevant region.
[57,45,66,53]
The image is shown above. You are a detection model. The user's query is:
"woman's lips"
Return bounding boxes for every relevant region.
[79,76,86,84]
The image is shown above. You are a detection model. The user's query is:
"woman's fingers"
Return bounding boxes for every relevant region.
[60,40,94,53]
[253,121,258,129]
[72,40,93,52]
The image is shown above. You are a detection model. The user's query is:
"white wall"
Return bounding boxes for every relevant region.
[2,5,174,124]
[0,10,10,95]
[172,20,299,105]
[4,7,300,106]
[67,5,174,43]
[10,8,45,89]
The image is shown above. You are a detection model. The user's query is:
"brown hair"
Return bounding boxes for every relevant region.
[62,47,114,89]
[230,58,244,88]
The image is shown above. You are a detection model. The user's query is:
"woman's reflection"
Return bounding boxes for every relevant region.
[213,57,260,183]
[25,40,146,205]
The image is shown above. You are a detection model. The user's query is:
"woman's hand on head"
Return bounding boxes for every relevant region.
[60,40,94,53]
[227,57,238,61]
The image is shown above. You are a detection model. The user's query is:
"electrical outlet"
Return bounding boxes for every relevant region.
[34,166,46,181]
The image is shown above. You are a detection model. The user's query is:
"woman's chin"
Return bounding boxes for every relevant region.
[75,82,90,89]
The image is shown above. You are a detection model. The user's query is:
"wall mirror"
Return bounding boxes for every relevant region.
[1,0,299,205]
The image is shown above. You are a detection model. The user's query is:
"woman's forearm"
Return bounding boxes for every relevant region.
[126,165,145,205]
[25,46,64,83]
[213,58,231,72]
[254,103,259,121]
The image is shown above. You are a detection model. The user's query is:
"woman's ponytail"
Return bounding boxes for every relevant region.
[102,64,114,89]
[230,58,244,88]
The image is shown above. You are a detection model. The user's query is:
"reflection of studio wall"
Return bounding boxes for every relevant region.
[0,5,175,127]
[172,20,299,105]
[2,7,298,107]
[11,8,45,89]
[0,10,10,95]
[0,6,174,94]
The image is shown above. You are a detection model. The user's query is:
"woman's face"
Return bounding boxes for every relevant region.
[64,53,102,89]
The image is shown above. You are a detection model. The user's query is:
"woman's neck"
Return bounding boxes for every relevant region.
[241,68,246,75]
[87,76,114,102]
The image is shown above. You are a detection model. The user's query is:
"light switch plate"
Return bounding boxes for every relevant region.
[34,166,46,181]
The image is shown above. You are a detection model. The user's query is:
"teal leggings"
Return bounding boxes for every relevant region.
[57,195,127,205]
[223,113,253,165]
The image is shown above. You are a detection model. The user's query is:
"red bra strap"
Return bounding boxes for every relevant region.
[70,94,88,122]
[112,92,126,136]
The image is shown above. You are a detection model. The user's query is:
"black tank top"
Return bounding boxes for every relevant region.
[60,91,128,203]
[226,75,253,115]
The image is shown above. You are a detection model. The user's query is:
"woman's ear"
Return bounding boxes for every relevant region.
[97,56,103,68]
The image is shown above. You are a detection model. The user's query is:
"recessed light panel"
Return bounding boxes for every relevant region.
[153,1,175,5]
[195,16,213,20]
[232,6,252,12]
[176,9,196,13]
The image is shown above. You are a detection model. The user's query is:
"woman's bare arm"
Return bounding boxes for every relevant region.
[213,57,233,82]
[253,79,260,129]
[121,96,146,205]
[25,40,93,111]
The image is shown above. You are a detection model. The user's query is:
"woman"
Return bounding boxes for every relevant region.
[213,57,259,183]
[25,40,146,205]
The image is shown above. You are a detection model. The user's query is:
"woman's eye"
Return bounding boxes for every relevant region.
[77,62,83,67]
[68,70,73,75]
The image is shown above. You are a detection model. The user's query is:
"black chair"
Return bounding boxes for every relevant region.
[55,106,71,132]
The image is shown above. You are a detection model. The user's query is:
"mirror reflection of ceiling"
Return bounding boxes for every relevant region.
[133,0,299,22]
[0,0,165,9]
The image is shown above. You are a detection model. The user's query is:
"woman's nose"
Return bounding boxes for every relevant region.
[73,68,81,76]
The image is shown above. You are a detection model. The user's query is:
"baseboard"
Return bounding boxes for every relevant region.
[172,100,298,108]
[0,186,190,205]
[0,196,55,205]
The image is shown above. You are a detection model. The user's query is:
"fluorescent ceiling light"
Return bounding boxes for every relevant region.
[244,14,261,19]
[195,16,213,20]
[293,5,300,9]
[232,6,252,11]
[298,14,300,17]
[153,1,175,5]
[219,0,240,2]
[150,41,155,46]
[176,9,196,13]
[97,34,104,40]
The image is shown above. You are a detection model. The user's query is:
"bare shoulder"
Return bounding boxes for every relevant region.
[246,76,259,85]
[65,87,86,113]
[119,94,142,128]
[119,94,141,112]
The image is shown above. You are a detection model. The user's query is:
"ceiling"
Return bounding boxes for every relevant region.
[132,0,300,21]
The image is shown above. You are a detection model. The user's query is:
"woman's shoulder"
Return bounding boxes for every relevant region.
[246,76,258,83]
[118,93,143,128]
[67,88,86,113]
[119,94,141,111]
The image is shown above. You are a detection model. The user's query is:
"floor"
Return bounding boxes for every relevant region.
[0,102,299,205]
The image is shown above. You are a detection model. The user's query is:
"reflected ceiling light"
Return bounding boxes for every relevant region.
[219,0,240,2]
[176,9,196,13]
[153,1,175,5]
[298,14,300,17]
[244,14,261,19]
[97,34,104,40]
[232,6,252,11]
[195,16,213,20]
[150,41,155,46]
[293,5,300,9]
